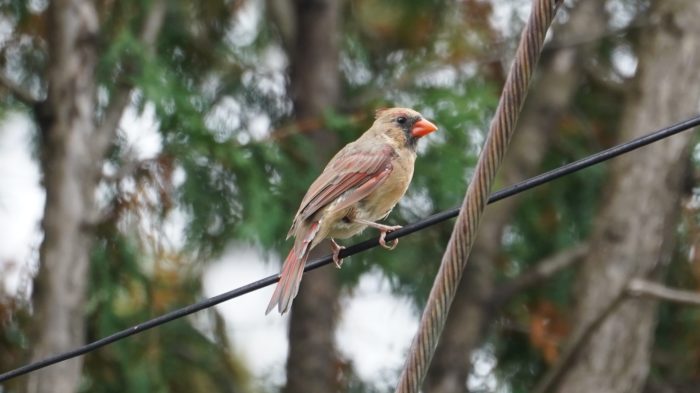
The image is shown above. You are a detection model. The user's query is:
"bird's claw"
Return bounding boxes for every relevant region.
[351,219,402,250]
[379,225,402,250]
[331,238,345,268]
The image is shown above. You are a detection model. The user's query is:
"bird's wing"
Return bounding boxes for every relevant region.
[288,143,397,236]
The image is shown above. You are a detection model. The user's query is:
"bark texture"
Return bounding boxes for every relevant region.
[288,0,340,162]
[27,1,100,392]
[424,1,605,391]
[23,1,165,391]
[286,246,341,393]
[284,1,342,393]
[550,1,700,392]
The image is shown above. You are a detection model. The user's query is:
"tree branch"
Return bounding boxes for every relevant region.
[533,278,700,393]
[533,285,628,393]
[628,279,700,306]
[0,73,40,106]
[94,0,166,155]
[139,0,166,48]
[583,59,628,94]
[490,243,589,308]
[266,0,296,51]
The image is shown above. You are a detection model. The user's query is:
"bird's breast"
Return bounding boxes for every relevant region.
[359,178,408,220]
[323,150,416,240]
[361,151,415,219]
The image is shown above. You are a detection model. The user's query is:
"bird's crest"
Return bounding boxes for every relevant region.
[375,107,389,119]
[375,107,413,120]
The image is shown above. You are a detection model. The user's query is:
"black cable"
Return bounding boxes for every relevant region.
[2,114,700,383]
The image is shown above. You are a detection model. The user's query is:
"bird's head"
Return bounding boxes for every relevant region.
[373,107,438,150]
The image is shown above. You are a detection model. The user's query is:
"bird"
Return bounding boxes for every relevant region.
[266,107,438,315]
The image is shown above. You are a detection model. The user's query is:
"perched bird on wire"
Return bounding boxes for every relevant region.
[266,108,438,315]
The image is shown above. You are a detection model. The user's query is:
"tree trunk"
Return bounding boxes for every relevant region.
[549,1,700,392]
[27,1,100,392]
[286,247,341,393]
[424,1,606,391]
[284,1,341,393]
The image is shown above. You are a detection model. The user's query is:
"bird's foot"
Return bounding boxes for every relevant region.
[378,229,400,250]
[352,218,402,250]
[330,238,345,268]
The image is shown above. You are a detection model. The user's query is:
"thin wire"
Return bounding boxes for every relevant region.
[1,114,699,383]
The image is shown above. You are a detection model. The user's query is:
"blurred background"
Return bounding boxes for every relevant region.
[1,0,700,392]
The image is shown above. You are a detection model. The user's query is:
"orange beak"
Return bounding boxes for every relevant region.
[411,118,438,138]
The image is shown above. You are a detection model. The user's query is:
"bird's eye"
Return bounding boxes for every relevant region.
[396,116,407,124]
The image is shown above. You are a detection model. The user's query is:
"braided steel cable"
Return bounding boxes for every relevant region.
[394,0,563,391]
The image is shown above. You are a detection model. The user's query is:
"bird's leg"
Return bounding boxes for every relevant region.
[330,238,345,268]
[352,218,402,250]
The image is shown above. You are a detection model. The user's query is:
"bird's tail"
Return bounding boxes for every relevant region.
[266,221,320,315]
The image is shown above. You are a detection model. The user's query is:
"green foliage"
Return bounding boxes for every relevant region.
[86,229,250,393]
[96,0,292,257]
[495,110,617,388]
[84,0,283,390]
[485,53,629,385]
[651,174,700,388]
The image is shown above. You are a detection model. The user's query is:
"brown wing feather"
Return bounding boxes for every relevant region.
[287,143,396,236]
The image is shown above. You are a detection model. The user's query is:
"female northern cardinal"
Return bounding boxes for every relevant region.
[266,108,438,314]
